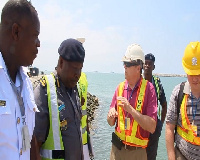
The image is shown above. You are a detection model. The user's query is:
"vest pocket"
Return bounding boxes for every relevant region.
[0,99,11,115]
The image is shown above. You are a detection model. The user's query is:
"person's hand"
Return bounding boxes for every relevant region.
[107,107,118,119]
[117,96,132,113]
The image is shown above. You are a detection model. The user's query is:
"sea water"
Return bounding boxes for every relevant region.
[86,72,187,160]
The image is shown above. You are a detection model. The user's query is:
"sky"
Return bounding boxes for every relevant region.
[0,0,200,74]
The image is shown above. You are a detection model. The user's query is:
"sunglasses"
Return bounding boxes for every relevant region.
[123,62,138,67]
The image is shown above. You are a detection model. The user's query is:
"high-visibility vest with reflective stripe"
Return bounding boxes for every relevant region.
[152,76,161,118]
[115,79,149,148]
[41,74,64,160]
[177,94,200,145]
[77,72,88,145]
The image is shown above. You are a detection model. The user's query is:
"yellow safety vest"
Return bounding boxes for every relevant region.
[78,72,88,145]
[177,94,200,145]
[41,74,64,160]
[115,79,149,148]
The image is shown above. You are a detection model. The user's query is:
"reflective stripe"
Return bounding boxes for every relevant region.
[78,72,88,145]
[81,114,87,144]
[77,81,81,98]
[177,94,200,145]
[47,74,62,150]
[41,74,64,160]
[116,81,125,134]
[153,76,160,99]
[41,149,52,159]
[82,109,87,116]
[82,126,87,134]
[153,76,161,118]
[180,95,189,130]
[177,126,200,145]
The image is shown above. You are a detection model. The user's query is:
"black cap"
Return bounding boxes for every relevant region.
[58,39,85,62]
[145,53,155,62]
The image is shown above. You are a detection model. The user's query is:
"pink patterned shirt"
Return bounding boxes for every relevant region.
[110,78,157,138]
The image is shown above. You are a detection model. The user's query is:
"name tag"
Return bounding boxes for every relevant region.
[22,125,31,151]
[0,100,6,107]
[125,117,130,130]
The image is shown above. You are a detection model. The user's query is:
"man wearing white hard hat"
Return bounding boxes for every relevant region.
[107,44,157,160]
[166,41,200,160]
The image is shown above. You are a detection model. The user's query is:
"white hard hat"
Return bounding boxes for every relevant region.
[122,44,144,63]
[76,38,85,44]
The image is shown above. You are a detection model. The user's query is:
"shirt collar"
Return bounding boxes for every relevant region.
[19,66,29,81]
[126,77,142,90]
[183,81,190,95]
[0,52,28,80]
[0,52,6,70]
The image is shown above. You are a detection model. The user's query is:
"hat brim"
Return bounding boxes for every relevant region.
[182,63,200,75]
[121,56,132,62]
[121,56,144,62]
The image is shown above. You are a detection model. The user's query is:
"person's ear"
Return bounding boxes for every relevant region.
[12,23,20,41]
[153,64,155,70]
[137,65,141,72]
[58,56,64,69]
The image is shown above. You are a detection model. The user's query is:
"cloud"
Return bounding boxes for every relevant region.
[1,0,192,74]
[32,0,129,73]
[182,14,194,22]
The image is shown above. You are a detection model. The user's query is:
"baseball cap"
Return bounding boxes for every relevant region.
[58,38,85,62]
[145,53,155,62]
[122,44,145,63]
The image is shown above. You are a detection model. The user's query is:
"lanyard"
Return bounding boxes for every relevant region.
[191,93,199,121]
[125,79,140,118]
[7,70,26,123]
[127,79,141,102]
[66,91,81,121]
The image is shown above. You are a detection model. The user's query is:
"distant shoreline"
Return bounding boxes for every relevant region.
[40,71,187,78]
[153,73,186,77]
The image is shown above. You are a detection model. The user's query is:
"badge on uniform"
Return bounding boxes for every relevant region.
[40,76,46,87]
[60,119,68,130]
[58,104,65,112]
[125,117,130,130]
[0,100,6,107]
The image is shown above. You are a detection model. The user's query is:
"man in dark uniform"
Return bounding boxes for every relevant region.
[143,53,167,160]
[31,39,85,160]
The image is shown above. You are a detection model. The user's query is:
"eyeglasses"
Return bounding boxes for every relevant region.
[123,62,138,67]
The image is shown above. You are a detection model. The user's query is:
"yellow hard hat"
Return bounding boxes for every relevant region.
[182,41,200,75]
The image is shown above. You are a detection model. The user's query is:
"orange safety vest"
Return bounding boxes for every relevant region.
[177,94,200,145]
[115,79,149,148]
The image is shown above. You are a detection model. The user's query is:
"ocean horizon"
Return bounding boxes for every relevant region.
[42,70,186,78]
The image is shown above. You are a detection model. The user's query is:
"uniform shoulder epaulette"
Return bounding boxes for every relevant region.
[40,76,47,87]
[27,72,31,77]
[156,77,160,80]
[156,77,161,83]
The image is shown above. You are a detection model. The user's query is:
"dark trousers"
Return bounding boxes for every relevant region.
[146,119,163,160]
[110,144,147,160]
